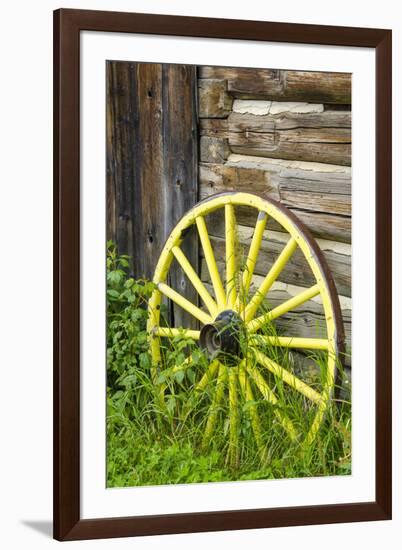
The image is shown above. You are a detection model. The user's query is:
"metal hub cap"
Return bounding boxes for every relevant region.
[200,310,244,360]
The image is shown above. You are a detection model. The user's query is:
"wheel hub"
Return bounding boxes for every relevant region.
[200,310,244,361]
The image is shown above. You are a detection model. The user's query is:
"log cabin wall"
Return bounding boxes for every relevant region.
[106,62,352,372]
[197,66,352,368]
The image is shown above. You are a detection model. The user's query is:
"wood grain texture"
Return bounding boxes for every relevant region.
[200,111,351,165]
[106,61,199,328]
[199,67,351,103]
[106,62,138,257]
[198,78,233,118]
[200,157,351,212]
[200,136,230,163]
[200,159,351,242]
[162,64,199,328]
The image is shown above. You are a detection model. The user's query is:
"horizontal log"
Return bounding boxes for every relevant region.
[198,79,232,118]
[200,111,351,137]
[229,110,352,130]
[199,156,351,242]
[201,196,351,244]
[293,209,351,244]
[200,111,351,165]
[201,272,351,365]
[200,157,351,215]
[199,67,351,104]
[201,227,351,298]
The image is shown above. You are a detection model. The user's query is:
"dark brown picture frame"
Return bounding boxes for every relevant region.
[53,8,392,541]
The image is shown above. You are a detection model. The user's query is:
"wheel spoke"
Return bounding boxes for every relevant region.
[245,361,297,440]
[250,335,329,350]
[237,362,266,461]
[253,349,322,404]
[157,282,212,325]
[305,399,330,446]
[228,367,240,467]
[245,362,277,405]
[244,237,298,322]
[196,216,226,309]
[202,363,227,450]
[225,203,237,308]
[172,246,218,318]
[195,359,220,392]
[237,211,268,310]
[153,327,200,340]
[248,283,320,333]
[171,355,194,374]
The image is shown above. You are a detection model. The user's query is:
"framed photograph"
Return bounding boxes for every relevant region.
[54,8,392,541]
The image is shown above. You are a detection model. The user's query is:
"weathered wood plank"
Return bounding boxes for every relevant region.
[200,157,351,215]
[230,136,350,166]
[293,210,351,244]
[106,62,199,328]
[198,79,232,118]
[162,64,199,328]
[106,62,138,259]
[201,198,351,244]
[200,111,351,138]
[200,110,351,165]
[229,110,352,130]
[199,157,351,242]
[133,63,165,278]
[199,67,351,104]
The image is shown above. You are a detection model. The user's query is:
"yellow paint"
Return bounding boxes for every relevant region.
[195,360,219,392]
[202,364,227,450]
[236,211,267,312]
[157,282,212,326]
[196,216,226,309]
[238,361,266,461]
[246,361,297,440]
[228,367,240,467]
[147,192,339,448]
[250,335,329,350]
[172,246,218,318]
[254,349,323,404]
[225,203,237,308]
[154,327,200,340]
[248,283,320,332]
[244,237,298,321]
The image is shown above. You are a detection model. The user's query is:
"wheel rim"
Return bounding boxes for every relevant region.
[147,192,345,465]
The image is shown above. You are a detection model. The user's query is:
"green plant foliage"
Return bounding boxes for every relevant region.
[106,242,351,488]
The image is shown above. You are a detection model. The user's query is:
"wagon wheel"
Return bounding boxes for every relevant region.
[147,192,344,466]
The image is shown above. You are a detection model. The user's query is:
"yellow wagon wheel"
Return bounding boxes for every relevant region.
[147,192,344,465]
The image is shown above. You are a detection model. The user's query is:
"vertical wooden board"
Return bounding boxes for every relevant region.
[106,62,137,261]
[163,64,199,329]
[106,61,199,328]
[132,63,165,279]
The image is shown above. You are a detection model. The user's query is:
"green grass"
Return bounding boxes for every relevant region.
[106,242,351,488]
